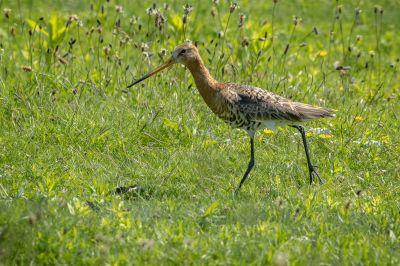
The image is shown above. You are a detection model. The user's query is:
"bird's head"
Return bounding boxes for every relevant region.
[171,41,199,65]
[127,41,199,88]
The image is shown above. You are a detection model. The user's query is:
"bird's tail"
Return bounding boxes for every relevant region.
[294,102,336,120]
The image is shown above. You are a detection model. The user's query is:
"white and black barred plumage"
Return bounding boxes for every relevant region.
[215,83,334,135]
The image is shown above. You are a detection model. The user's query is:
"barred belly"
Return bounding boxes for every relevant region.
[219,113,262,132]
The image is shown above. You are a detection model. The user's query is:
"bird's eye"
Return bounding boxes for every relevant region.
[180,49,186,55]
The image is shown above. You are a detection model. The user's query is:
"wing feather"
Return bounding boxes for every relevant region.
[221,83,335,122]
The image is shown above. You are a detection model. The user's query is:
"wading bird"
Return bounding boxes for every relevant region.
[127,42,335,193]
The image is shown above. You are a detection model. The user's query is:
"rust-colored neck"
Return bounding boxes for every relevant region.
[185,55,219,111]
[185,56,216,89]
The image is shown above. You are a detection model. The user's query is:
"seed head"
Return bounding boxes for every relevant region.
[158,48,168,58]
[337,5,343,14]
[183,4,193,15]
[142,51,153,59]
[146,7,157,16]
[58,56,68,65]
[103,44,112,55]
[230,3,239,13]
[22,65,32,72]
[10,26,16,36]
[374,5,383,14]
[293,16,302,26]
[66,15,78,27]
[369,50,375,58]
[69,14,78,22]
[238,14,246,28]
[129,16,137,25]
[68,37,76,47]
[283,44,290,55]
[155,11,165,30]
[241,38,249,47]
[334,61,342,70]
[3,8,11,19]
[115,19,121,28]
[140,42,149,51]
[115,5,123,13]
[211,9,215,17]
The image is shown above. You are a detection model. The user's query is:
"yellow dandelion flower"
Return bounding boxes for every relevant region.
[101,217,111,226]
[204,139,217,147]
[355,116,364,121]
[319,133,332,139]
[263,128,274,135]
[306,132,314,137]
[319,50,328,57]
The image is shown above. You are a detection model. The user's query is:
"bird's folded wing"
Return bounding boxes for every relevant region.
[222,83,334,122]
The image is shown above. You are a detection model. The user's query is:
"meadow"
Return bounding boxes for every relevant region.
[0,0,399,264]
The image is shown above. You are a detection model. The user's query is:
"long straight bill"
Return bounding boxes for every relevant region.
[126,58,174,88]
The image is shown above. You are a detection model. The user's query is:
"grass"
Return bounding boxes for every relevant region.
[0,0,399,264]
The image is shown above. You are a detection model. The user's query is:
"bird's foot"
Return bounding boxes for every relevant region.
[309,165,324,184]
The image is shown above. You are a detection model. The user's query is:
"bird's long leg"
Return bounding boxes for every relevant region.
[292,125,323,184]
[235,137,255,193]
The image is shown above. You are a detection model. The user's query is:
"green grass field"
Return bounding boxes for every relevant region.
[1,0,399,264]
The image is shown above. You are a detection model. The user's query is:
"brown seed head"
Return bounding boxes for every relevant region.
[3,8,11,18]
[115,5,123,13]
[10,26,16,36]
[155,11,165,29]
[103,45,111,55]
[337,5,343,14]
[238,14,246,28]
[293,16,302,26]
[211,9,215,17]
[22,65,32,72]
[58,56,68,65]
[230,3,239,13]
[183,4,193,15]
